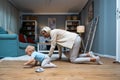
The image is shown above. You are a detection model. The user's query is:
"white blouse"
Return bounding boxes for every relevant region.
[48,29,78,57]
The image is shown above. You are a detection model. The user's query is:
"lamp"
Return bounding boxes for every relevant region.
[77,25,85,33]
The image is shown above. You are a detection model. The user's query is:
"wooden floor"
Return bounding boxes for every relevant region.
[0,57,120,80]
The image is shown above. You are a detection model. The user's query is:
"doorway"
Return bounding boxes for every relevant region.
[116,0,120,62]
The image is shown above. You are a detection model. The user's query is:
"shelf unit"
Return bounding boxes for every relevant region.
[21,20,37,41]
[65,20,80,33]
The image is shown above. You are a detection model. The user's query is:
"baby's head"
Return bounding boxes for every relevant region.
[25,45,35,56]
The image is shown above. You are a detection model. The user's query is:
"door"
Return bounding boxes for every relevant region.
[116,0,120,62]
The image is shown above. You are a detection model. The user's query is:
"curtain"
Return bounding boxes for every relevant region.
[0,0,19,33]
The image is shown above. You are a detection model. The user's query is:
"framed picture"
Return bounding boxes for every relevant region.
[88,1,94,22]
[48,18,56,29]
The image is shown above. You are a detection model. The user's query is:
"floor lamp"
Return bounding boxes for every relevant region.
[77,25,85,53]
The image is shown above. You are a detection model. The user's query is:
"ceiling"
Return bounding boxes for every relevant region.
[9,0,88,15]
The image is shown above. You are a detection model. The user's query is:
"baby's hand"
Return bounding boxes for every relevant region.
[24,63,27,65]
[23,64,33,68]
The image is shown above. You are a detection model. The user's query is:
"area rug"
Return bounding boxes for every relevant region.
[0,54,66,62]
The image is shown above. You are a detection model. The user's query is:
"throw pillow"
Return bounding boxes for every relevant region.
[19,34,26,43]
[27,37,35,43]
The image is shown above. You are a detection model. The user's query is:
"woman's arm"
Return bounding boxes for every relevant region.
[48,31,57,57]
[48,46,55,57]
[57,45,62,59]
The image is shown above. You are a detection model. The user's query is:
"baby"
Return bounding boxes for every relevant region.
[24,45,57,68]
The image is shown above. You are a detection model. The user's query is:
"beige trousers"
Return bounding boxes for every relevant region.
[69,36,90,63]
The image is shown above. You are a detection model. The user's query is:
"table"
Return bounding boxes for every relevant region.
[37,42,59,53]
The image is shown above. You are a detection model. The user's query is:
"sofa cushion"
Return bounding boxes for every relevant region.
[0,34,18,57]
[0,34,17,39]
[19,42,29,49]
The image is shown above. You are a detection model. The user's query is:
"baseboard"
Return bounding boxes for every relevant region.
[94,53,116,59]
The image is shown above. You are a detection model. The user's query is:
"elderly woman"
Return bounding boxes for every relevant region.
[40,26,103,64]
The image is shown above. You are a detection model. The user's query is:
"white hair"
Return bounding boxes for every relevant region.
[25,45,35,53]
[41,26,51,34]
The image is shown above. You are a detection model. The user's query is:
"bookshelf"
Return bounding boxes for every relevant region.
[65,20,80,33]
[21,20,37,42]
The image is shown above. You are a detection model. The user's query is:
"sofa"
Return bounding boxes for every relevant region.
[0,27,36,57]
[0,34,19,57]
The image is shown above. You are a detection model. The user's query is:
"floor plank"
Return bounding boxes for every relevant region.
[0,57,120,80]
